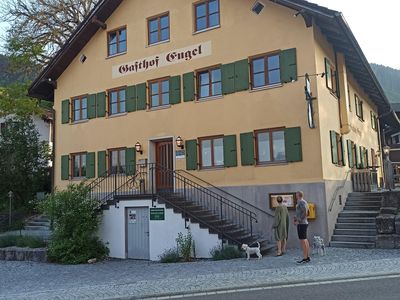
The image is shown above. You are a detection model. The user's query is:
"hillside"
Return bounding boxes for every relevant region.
[371,63,400,104]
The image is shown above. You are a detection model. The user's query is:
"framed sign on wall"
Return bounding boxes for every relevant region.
[269,193,297,209]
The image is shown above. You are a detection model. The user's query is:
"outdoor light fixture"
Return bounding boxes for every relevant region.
[80,54,87,64]
[135,142,143,155]
[383,145,390,156]
[176,136,184,149]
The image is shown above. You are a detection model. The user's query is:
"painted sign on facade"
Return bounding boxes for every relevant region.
[112,41,212,79]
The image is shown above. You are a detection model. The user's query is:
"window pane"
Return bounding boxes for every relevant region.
[209,13,219,27]
[109,44,117,56]
[160,15,169,29]
[162,80,169,93]
[152,95,159,107]
[82,108,87,120]
[109,32,117,44]
[196,3,206,17]
[73,156,80,177]
[252,58,264,74]
[213,138,224,166]
[209,0,219,14]
[151,82,159,95]
[149,19,158,32]
[258,132,271,162]
[81,98,87,109]
[212,82,222,96]
[253,73,265,88]
[110,92,118,103]
[74,110,80,121]
[199,72,209,85]
[161,28,169,41]
[111,103,118,114]
[119,40,127,53]
[200,85,209,98]
[196,17,207,31]
[119,29,127,41]
[201,140,212,167]
[120,100,126,113]
[119,89,126,101]
[120,150,126,173]
[268,69,281,85]
[268,55,280,70]
[150,31,158,44]
[81,155,86,176]
[211,68,221,82]
[162,93,169,105]
[74,99,80,109]
[272,131,286,161]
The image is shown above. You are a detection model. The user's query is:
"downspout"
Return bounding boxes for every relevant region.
[51,108,56,192]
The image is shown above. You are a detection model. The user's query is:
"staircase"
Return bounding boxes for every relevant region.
[88,163,274,252]
[330,192,381,249]
[23,215,52,240]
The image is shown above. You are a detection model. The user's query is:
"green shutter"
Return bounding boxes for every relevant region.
[169,75,181,105]
[330,131,338,164]
[222,63,235,95]
[325,58,332,89]
[87,94,97,119]
[234,59,249,92]
[61,155,70,180]
[61,99,70,124]
[136,83,147,110]
[335,70,340,98]
[183,72,195,102]
[280,48,297,83]
[185,139,198,170]
[86,152,95,178]
[126,85,137,112]
[359,146,364,169]
[347,140,353,168]
[366,148,369,168]
[96,92,106,117]
[125,148,136,175]
[223,135,237,167]
[341,136,346,166]
[98,150,107,177]
[285,127,302,162]
[240,132,255,166]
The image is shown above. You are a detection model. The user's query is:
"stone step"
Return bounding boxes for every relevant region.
[331,235,376,242]
[348,192,383,197]
[343,206,381,211]
[24,225,51,231]
[333,228,376,236]
[337,217,376,224]
[338,211,379,218]
[335,223,376,230]
[26,221,50,227]
[345,200,381,206]
[330,241,375,249]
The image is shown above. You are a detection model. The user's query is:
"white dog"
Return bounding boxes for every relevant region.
[241,242,262,260]
[312,236,326,256]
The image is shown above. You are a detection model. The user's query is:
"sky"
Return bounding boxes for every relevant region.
[0,1,399,69]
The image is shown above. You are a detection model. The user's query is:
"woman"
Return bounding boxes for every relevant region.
[273,196,289,256]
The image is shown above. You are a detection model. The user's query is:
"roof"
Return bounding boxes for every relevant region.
[28,0,400,130]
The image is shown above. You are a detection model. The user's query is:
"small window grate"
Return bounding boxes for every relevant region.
[252,1,265,15]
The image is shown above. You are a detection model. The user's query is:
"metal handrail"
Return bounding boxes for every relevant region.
[328,169,352,212]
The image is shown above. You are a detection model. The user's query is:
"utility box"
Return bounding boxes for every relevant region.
[308,203,316,220]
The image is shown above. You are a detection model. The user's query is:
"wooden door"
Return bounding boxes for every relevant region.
[155,140,174,191]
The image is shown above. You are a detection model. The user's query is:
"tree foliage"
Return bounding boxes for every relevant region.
[41,183,109,264]
[0,117,51,210]
[371,63,400,104]
[1,0,99,73]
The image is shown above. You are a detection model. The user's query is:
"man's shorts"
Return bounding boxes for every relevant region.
[297,224,308,240]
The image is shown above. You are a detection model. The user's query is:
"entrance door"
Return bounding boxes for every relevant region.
[126,207,150,260]
[155,139,174,191]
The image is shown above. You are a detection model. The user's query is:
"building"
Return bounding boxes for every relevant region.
[28,0,400,260]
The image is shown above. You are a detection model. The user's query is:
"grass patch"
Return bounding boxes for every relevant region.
[0,235,46,248]
[210,245,244,261]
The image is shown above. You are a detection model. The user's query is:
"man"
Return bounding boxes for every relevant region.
[294,191,310,263]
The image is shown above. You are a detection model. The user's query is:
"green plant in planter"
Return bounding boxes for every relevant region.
[176,230,193,262]
[40,183,109,264]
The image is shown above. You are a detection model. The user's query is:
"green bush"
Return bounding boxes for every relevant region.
[176,230,193,262]
[159,248,180,263]
[40,183,109,264]
[0,235,46,248]
[210,245,243,261]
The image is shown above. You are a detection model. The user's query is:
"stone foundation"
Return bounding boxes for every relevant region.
[0,247,47,262]
[376,191,400,248]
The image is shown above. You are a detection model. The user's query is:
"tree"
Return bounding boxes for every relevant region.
[0,117,51,210]
[1,0,99,73]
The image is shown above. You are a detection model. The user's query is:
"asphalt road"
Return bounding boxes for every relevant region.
[181,275,400,300]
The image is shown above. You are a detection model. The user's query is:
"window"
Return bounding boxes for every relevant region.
[149,78,170,108]
[199,136,224,168]
[355,94,364,120]
[251,53,281,89]
[371,149,377,167]
[71,153,86,178]
[255,129,286,164]
[252,1,265,15]
[351,142,357,167]
[347,84,351,111]
[108,27,127,56]
[72,96,88,122]
[325,58,338,96]
[197,67,222,99]
[148,13,169,45]
[108,148,126,174]
[337,134,344,166]
[371,111,378,130]
[194,0,220,32]
[108,88,126,115]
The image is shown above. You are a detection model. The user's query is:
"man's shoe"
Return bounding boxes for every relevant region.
[305,257,311,263]
[296,257,311,264]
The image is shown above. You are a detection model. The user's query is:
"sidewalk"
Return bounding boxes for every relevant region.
[1,248,400,300]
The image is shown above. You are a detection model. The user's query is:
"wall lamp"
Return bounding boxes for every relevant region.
[176,136,185,149]
[135,142,143,155]
[383,145,391,156]
[298,72,325,79]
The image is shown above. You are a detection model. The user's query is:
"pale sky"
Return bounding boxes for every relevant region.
[0,1,399,70]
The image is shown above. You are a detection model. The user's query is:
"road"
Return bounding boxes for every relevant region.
[180,275,400,300]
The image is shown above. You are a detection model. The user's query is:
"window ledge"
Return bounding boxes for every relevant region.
[147,39,170,48]
[196,95,223,103]
[250,83,283,93]
[148,104,171,111]
[193,25,221,35]
[70,119,89,125]
[70,177,86,181]
[107,112,128,119]
[256,161,288,167]
[198,166,225,172]
[106,52,127,60]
